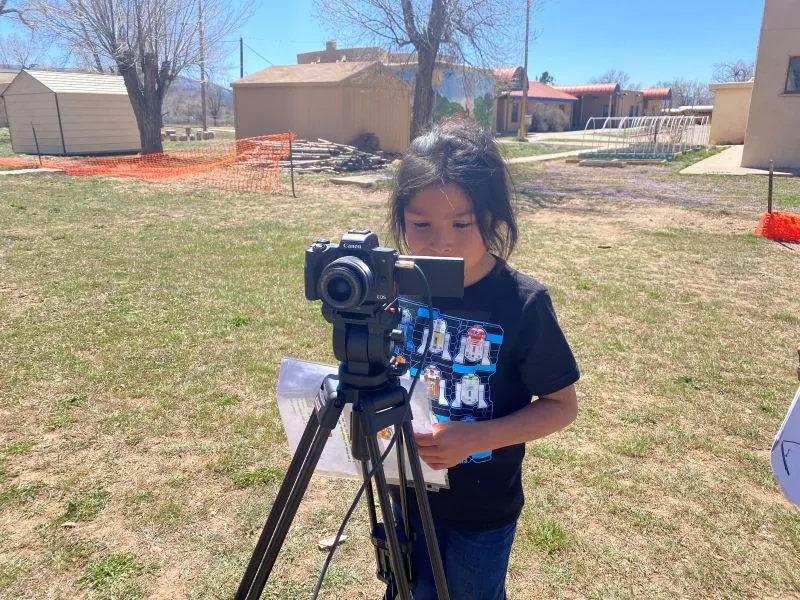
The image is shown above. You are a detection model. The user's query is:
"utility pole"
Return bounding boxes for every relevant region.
[518,0,531,140]
[199,0,207,131]
[240,37,244,79]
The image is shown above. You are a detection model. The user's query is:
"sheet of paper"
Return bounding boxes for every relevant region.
[771,385,800,506]
[276,358,449,489]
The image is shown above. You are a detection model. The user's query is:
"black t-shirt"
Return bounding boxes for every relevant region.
[393,259,580,531]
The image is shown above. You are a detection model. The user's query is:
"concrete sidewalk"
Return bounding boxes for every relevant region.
[505,147,600,164]
[0,167,65,176]
[680,145,799,176]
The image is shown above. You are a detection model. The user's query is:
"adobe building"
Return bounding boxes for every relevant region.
[641,87,673,115]
[553,84,622,129]
[232,61,410,153]
[742,0,800,169]
[496,82,577,134]
[709,81,753,145]
[299,41,496,130]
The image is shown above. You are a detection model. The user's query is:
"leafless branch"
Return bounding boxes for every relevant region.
[712,59,755,83]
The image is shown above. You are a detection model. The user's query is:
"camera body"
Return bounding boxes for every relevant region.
[305,230,398,312]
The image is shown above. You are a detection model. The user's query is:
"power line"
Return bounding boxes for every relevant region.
[236,36,320,44]
[243,42,275,67]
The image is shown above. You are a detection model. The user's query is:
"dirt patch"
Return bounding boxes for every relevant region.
[0,283,41,325]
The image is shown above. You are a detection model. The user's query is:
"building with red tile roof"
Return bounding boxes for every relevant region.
[496,82,577,134]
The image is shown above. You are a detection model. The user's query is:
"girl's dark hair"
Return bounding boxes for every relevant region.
[389,119,518,260]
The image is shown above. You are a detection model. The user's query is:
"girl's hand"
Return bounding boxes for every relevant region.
[414,420,478,470]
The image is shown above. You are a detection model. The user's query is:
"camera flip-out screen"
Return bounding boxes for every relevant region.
[396,255,464,298]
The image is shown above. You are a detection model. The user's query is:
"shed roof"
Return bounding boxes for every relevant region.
[233,61,386,86]
[7,70,130,95]
[510,82,577,102]
[553,83,620,96]
[0,72,17,85]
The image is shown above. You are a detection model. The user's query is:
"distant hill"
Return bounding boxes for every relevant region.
[163,76,233,126]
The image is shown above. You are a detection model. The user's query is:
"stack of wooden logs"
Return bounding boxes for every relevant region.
[162,128,217,142]
[282,138,389,173]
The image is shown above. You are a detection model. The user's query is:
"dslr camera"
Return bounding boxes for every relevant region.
[305,230,464,313]
[305,230,397,312]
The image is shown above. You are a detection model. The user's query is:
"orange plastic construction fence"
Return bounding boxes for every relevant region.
[0,133,294,193]
[755,211,800,243]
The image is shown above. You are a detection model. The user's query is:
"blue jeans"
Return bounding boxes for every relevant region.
[385,501,517,600]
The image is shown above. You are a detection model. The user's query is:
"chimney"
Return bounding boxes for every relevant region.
[326,40,337,52]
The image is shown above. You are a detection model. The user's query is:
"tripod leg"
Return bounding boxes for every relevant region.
[236,391,344,600]
[364,430,413,600]
[401,420,450,600]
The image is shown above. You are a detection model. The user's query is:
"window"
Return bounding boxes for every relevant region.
[511,101,519,122]
[602,105,609,118]
[786,57,800,93]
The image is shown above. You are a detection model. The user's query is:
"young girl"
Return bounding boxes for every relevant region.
[387,119,579,599]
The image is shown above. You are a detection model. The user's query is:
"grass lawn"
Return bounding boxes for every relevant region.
[1,152,799,599]
[673,147,726,168]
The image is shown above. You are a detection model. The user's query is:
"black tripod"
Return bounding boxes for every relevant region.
[235,303,450,600]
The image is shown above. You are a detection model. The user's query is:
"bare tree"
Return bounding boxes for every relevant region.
[656,78,713,107]
[206,82,224,125]
[590,69,631,89]
[0,30,49,68]
[26,0,252,153]
[183,98,199,124]
[316,0,528,137]
[712,59,754,83]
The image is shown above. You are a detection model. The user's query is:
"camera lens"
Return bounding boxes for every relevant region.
[319,257,373,310]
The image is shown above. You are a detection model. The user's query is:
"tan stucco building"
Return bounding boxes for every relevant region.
[232,62,410,153]
[743,0,800,169]
[709,81,753,145]
[496,82,577,134]
[2,70,140,155]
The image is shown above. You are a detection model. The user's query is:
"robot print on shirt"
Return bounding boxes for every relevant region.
[394,299,504,464]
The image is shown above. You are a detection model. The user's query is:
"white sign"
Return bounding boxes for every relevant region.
[276,358,449,489]
[771,385,800,506]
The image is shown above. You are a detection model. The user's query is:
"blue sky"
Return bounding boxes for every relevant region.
[230,0,763,87]
[2,0,764,87]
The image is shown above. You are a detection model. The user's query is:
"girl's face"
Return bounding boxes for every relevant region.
[403,184,491,284]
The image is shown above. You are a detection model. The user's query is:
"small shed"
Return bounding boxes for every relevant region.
[232,61,410,153]
[0,72,17,128]
[2,70,140,155]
